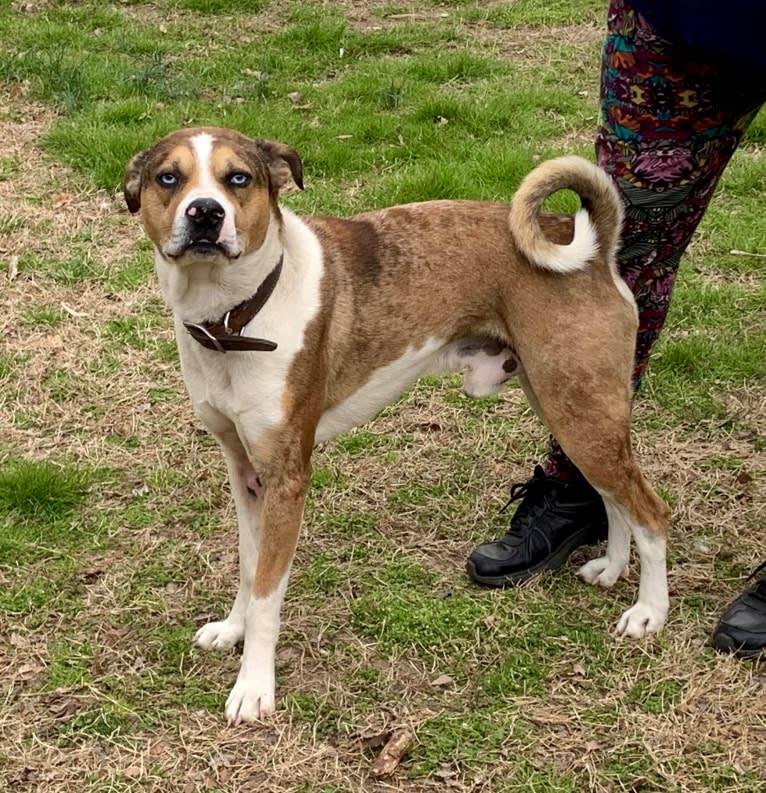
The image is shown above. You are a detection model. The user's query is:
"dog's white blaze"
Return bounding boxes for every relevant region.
[166,132,240,255]
[535,207,599,273]
[315,338,447,442]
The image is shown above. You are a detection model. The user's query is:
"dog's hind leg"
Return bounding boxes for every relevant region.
[578,496,631,588]
[516,343,669,638]
[581,478,669,638]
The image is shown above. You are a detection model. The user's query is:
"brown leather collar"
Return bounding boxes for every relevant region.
[184,255,283,353]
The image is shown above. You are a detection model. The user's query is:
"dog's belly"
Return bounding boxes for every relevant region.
[315,338,447,442]
[314,336,518,443]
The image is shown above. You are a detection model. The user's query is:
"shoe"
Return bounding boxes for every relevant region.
[711,561,766,659]
[466,465,608,586]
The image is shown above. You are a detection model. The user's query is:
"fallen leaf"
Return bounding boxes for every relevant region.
[735,471,754,487]
[9,81,30,99]
[430,674,454,688]
[16,663,44,681]
[48,699,81,719]
[51,192,75,209]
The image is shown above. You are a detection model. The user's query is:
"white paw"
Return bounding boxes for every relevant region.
[577,556,626,588]
[615,602,667,638]
[225,678,275,725]
[193,619,244,650]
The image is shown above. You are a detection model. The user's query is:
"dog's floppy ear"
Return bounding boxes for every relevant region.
[253,139,304,192]
[123,148,151,214]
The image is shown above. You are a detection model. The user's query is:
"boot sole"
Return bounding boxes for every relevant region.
[711,631,766,660]
[466,527,601,588]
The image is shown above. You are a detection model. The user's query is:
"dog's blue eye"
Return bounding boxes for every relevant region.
[228,172,251,187]
[158,172,179,187]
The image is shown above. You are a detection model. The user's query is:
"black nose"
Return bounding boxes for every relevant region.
[185,198,225,234]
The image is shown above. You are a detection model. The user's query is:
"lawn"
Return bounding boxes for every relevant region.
[0,1,764,791]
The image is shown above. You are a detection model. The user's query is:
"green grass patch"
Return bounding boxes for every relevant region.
[412,711,525,774]
[46,637,96,689]
[334,429,394,456]
[0,155,20,180]
[296,552,344,598]
[21,305,69,329]
[351,580,485,656]
[106,253,154,292]
[56,702,138,742]
[0,351,28,381]
[20,251,106,285]
[0,457,111,565]
[169,0,269,14]
[625,677,684,715]
[459,0,604,27]
[284,692,350,740]
[101,313,167,352]
[0,458,92,519]
[0,213,24,234]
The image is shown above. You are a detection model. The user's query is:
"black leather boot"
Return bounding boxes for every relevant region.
[466,466,608,586]
[711,562,766,658]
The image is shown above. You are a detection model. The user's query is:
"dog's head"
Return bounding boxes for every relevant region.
[124,127,303,263]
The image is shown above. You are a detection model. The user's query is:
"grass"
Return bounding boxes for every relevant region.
[0,458,93,521]
[0,0,764,791]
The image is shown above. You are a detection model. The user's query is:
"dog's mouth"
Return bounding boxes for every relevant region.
[164,237,241,260]
[188,238,226,255]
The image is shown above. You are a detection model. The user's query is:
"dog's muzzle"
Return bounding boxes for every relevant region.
[184,197,226,252]
[162,197,242,260]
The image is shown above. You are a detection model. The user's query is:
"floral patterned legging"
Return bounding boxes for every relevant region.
[544,0,766,481]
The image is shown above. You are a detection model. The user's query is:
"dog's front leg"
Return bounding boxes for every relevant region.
[194,444,260,651]
[224,458,310,725]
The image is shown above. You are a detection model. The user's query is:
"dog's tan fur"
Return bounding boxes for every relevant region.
[124,127,669,724]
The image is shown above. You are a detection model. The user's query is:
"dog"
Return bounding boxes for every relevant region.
[123,127,670,724]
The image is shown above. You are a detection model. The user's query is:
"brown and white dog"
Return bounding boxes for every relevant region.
[124,127,669,724]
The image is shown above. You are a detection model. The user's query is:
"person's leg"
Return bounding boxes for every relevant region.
[545,0,764,480]
[467,0,765,585]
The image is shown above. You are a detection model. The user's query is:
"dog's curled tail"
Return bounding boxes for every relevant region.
[508,155,623,274]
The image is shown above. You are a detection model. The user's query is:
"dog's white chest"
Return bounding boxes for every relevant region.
[179,338,289,447]
[173,211,325,450]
